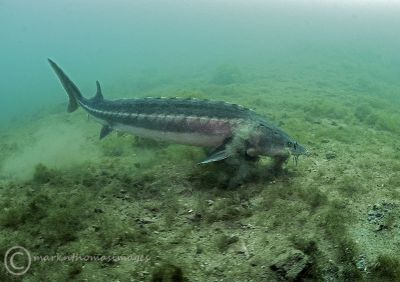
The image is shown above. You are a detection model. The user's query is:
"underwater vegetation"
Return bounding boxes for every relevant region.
[1,62,400,282]
[370,255,400,281]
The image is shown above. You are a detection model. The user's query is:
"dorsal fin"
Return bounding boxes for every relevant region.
[94,80,104,101]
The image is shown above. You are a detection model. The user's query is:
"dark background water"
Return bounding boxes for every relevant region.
[1,0,399,125]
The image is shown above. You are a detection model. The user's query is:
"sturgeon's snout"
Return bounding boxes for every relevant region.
[293,142,308,156]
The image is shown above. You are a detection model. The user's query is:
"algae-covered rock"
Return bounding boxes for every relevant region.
[151,263,187,282]
[270,249,311,281]
[215,233,239,252]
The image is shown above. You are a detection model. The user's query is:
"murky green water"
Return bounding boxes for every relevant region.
[1,1,400,281]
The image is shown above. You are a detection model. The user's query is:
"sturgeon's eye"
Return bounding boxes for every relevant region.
[287,141,292,147]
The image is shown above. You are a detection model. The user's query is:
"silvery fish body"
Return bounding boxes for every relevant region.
[49,59,307,164]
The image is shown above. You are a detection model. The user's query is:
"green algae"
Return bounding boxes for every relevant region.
[370,255,400,281]
[33,163,59,184]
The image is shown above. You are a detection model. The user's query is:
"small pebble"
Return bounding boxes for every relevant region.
[326,152,337,160]
[94,208,104,213]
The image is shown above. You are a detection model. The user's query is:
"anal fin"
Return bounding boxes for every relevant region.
[100,125,113,140]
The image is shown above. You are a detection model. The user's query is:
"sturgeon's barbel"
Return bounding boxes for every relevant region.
[48,59,307,164]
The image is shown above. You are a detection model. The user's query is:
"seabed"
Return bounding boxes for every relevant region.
[1,64,399,281]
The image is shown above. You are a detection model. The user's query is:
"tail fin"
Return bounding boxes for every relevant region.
[48,59,83,112]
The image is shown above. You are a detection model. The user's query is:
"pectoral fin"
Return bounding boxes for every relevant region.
[199,139,232,164]
[199,149,230,164]
[100,125,113,139]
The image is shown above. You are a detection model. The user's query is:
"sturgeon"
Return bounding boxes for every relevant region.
[48,59,307,164]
